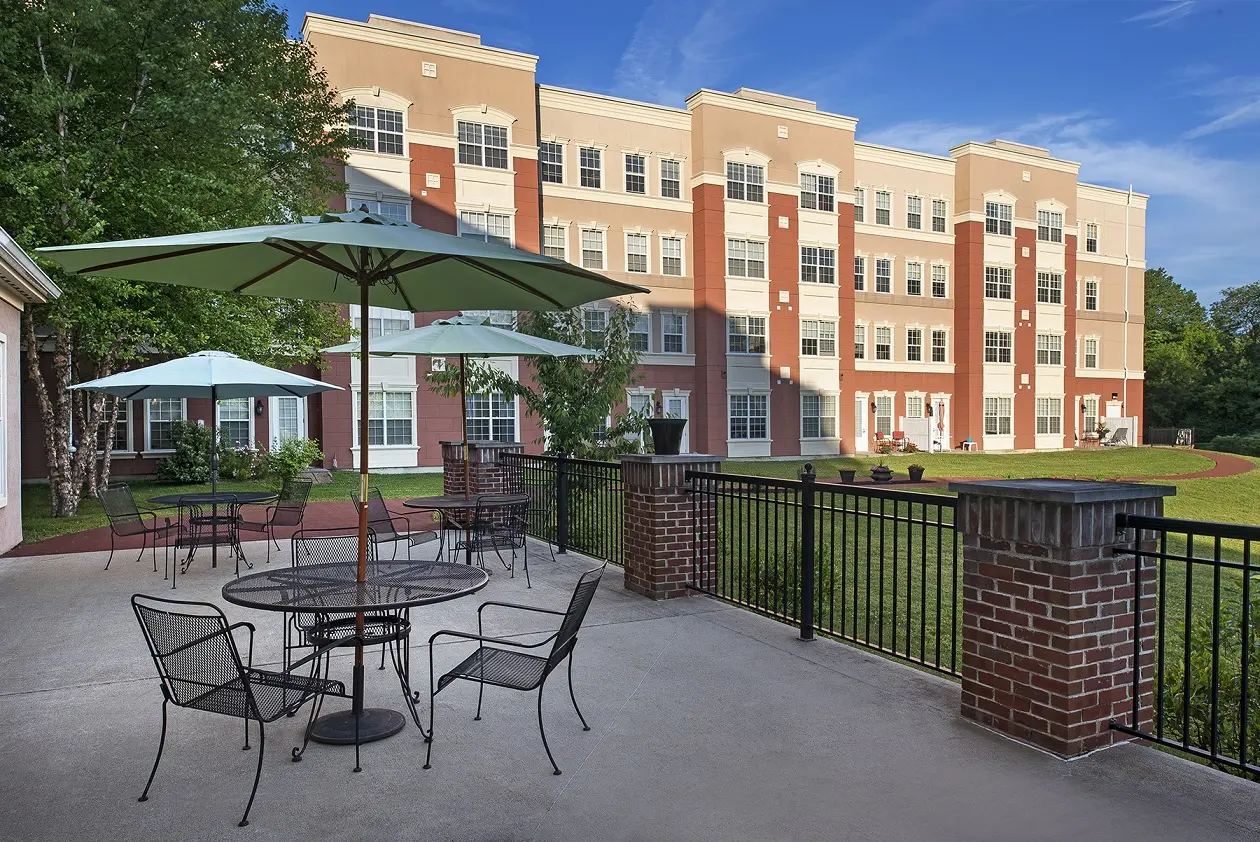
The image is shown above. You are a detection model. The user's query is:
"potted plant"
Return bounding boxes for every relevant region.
[839,467,857,484]
[647,416,687,456]
[870,459,893,483]
[908,463,925,482]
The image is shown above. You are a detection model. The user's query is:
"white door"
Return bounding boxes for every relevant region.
[854,395,869,453]
[269,396,307,449]
[664,394,690,453]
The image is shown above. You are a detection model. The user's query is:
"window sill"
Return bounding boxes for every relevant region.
[350,445,419,452]
[141,450,175,458]
[454,162,515,176]
[724,197,766,206]
[725,275,769,284]
[349,150,412,164]
[727,352,771,359]
[982,361,1015,367]
[727,438,772,444]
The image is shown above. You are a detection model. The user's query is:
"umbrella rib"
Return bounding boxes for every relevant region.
[262,241,354,278]
[451,256,566,309]
[379,253,452,275]
[74,242,240,275]
[230,250,306,294]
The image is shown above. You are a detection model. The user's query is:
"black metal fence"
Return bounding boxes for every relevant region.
[1111,513,1260,780]
[500,452,623,565]
[687,466,961,677]
[1147,427,1195,447]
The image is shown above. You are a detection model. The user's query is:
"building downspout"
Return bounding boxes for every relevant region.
[1122,185,1131,421]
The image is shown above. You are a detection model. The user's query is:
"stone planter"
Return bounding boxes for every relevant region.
[839,469,856,484]
[647,418,687,456]
[870,465,893,483]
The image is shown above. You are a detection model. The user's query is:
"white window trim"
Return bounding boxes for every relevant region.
[542,219,570,262]
[722,148,771,205]
[725,237,769,281]
[905,324,925,363]
[144,397,188,454]
[873,322,895,362]
[656,155,686,200]
[628,309,652,354]
[577,144,607,190]
[726,388,772,442]
[905,194,924,230]
[930,262,950,299]
[873,255,894,295]
[873,188,893,227]
[800,391,840,440]
[983,394,1016,437]
[1035,331,1066,368]
[726,312,770,356]
[929,325,951,364]
[623,228,652,275]
[216,398,257,450]
[984,330,1015,366]
[660,309,688,355]
[96,398,133,455]
[1082,334,1101,369]
[450,106,516,171]
[345,93,409,159]
[853,320,868,361]
[345,194,412,222]
[905,259,924,296]
[539,140,565,186]
[658,232,686,277]
[983,190,1017,237]
[623,151,648,196]
[456,205,517,247]
[578,224,609,271]
[463,391,518,444]
[799,317,838,358]
[351,388,420,450]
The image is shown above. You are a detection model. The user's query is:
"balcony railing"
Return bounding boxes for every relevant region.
[500,452,623,565]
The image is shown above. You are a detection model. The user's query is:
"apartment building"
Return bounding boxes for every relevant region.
[21,13,1146,478]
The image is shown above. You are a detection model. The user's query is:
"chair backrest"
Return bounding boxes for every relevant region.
[1113,427,1128,444]
[547,564,607,670]
[351,486,399,541]
[272,477,313,526]
[132,595,247,710]
[291,528,378,568]
[100,484,143,530]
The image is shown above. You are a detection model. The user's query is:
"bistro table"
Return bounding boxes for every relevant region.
[150,491,277,576]
[403,493,530,565]
[222,560,489,744]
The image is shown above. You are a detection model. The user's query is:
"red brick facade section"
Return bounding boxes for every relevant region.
[1013,228,1037,448]
[768,192,799,457]
[691,183,728,456]
[955,480,1168,756]
[952,221,985,444]
[409,143,457,234]
[621,454,720,599]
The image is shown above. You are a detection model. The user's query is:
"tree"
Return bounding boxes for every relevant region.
[427,307,646,459]
[1145,267,1207,339]
[0,0,351,515]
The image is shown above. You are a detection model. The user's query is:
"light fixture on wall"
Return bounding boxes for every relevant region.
[870,401,877,414]
[1080,401,1087,414]
[1111,392,1119,400]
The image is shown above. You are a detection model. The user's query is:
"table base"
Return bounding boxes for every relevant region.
[309,708,406,745]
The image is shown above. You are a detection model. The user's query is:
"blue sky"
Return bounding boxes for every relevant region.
[284,0,1260,302]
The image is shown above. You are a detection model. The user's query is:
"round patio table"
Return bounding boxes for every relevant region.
[222,560,488,744]
[403,494,530,565]
[150,491,277,571]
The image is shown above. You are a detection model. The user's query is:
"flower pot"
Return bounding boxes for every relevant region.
[647,418,687,456]
[870,466,893,483]
[839,469,856,484]
[908,466,925,482]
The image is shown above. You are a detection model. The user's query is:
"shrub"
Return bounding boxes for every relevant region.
[216,430,265,481]
[1204,434,1260,458]
[263,437,324,483]
[156,420,212,484]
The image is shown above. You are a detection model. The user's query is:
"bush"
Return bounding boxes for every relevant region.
[263,437,324,483]
[1204,434,1260,458]
[217,429,265,481]
[156,420,212,484]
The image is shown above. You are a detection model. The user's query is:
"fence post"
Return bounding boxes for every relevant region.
[555,452,569,555]
[799,463,816,641]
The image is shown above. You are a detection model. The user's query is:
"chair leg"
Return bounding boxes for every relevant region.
[423,693,437,769]
[523,541,531,589]
[243,717,251,750]
[292,655,330,762]
[105,532,116,571]
[567,655,589,731]
[138,699,168,803]
[239,721,265,827]
[134,531,148,565]
[537,683,561,775]
[475,679,485,721]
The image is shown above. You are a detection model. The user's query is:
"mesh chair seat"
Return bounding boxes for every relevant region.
[179,669,345,722]
[438,646,548,693]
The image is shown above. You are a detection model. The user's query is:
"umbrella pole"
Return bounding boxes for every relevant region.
[460,354,473,566]
[211,384,219,569]
[355,276,370,732]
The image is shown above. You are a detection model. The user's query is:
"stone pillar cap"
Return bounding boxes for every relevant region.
[948,478,1176,503]
[619,453,723,465]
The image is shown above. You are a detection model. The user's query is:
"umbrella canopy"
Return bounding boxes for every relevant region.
[70,350,342,401]
[323,315,594,358]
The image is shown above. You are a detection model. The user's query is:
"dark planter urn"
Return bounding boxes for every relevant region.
[908,466,925,482]
[647,418,687,455]
[870,465,893,483]
[839,469,857,484]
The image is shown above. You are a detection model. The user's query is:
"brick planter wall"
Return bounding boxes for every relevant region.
[951,479,1173,757]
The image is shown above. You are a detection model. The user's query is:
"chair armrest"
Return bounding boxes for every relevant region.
[428,628,557,649]
[478,600,566,618]
[286,637,350,675]
[228,621,257,668]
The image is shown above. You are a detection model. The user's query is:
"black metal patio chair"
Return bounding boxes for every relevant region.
[423,563,606,775]
[454,495,532,586]
[239,477,314,564]
[351,486,439,560]
[523,484,559,564]
[131,594,350,828]
[99,484,176,574]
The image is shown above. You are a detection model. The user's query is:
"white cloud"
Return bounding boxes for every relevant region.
[1124,1,1198,27]
[1184,76,1260,139]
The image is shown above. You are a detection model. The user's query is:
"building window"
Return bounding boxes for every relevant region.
[984,396,1013,435]
[580,229,605,270]
[727,238,766,279]
[630,312,651,352]
[726,161,765,203]
[466,392,515,442]
[350,105,404,155]
[457,120,508,169]
[1037,209,1064,243]
[1037,271,1063,304]
[661,237,683,276]
[542,224,567,260]
[801,394,837,438]
[350,198,409,222]
[906,261,923,296]
[800,246,836,284]
[931,329,947,363]
[1084,279,1099,311]
[874,395,893,437]
[874,190,892,226]
[1084,396,1099,434]
[458,211,511,246]
[800,319,836,357]
[539,141,564,184]
[984,266,1013,300]
[352,306,412,337]
[99,399,130,452]
[217,398,251,449]
[874,258,892,294]
[906,328,923,362]
[985,201,1013,236]
[625,153,646,194]
[463,309,516,330]
[854,325,867,360]
[1083,337,1099,369]
[800,173,835,212]
[931,264,948,298]
[355,391,414,447]
[875,326,892,361]
[906,195,922,230]
[728,394,769,440]
[1036,333,1063,366]
[1036,397,1062,434]
[853,186,865,223]
[147,398,184,451]
[931,199,947,233]
[984,330,1013,364]
[727,315,767,354]
[905,395,924,419]
[579,147,602,188]
[854,256,866,291]
[626,233,649,273]
[660,159,681,199]
[662,312,686,353]
[1085,222,1099,254]
[583,308,609,341]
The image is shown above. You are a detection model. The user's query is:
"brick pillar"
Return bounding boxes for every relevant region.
[620,453,721,600]
[951,479,1173,757]
[440,440,523,496]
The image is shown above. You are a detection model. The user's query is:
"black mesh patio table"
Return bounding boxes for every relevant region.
[150,491,277,572]
[222,561,488,744]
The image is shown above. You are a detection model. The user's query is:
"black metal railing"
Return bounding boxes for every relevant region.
[687,466,961,677]
[1111,513,1260,780]
[1147,427,1194,447]
[500,452,623,564]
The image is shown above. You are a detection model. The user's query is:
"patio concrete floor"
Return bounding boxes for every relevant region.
[2,539,1259,841]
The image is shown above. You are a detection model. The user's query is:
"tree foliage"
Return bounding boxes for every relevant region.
[0,0,351,515]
